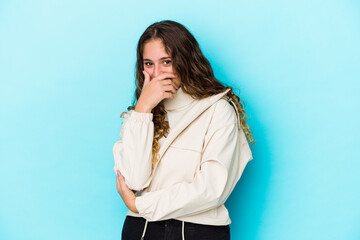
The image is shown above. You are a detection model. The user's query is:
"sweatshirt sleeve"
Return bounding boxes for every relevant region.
[113,110,154,191]
[134,101,252,221]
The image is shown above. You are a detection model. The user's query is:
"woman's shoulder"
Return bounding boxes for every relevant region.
[207,97,238,127]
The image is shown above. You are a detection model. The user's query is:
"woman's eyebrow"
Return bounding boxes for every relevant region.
[143,57,171,62]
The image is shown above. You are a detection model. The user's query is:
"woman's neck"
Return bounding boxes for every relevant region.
[163,88,195,112]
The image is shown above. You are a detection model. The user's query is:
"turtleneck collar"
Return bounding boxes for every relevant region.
[163,88,195,111]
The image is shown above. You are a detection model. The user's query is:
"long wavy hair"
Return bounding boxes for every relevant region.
[133,20,255,167]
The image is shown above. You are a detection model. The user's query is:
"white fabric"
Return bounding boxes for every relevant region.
[163,87,195,111]
[113,111,154,190]
[113,88,253,225]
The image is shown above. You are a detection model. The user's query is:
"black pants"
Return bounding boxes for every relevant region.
[122,216,230,240]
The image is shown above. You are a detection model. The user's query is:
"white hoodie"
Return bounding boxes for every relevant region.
[113,88,253,225]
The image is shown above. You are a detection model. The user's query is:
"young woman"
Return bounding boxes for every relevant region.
[113,20,254,240]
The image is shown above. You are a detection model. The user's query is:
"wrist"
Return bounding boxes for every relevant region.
[135,102,152,113]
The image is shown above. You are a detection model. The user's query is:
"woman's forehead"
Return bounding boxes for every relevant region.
[143,39,171,60]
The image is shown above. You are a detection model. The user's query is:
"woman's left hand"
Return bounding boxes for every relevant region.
[116,170,138,213]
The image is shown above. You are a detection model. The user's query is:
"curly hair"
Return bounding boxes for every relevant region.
[133,20,255,168]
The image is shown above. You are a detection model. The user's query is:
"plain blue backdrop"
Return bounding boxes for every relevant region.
[1,0,359,239]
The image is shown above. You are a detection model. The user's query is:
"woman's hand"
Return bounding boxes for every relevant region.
[135,71,179,113]
[116,170,138,213]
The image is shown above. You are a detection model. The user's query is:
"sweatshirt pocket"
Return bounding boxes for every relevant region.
[160,146,202,184]
[170,127,204,153]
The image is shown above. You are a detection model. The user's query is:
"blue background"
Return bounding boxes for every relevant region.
[1,0,359,239]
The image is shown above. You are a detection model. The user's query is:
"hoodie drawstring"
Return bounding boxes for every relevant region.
[141,220,148,240]
[182,221,185,240]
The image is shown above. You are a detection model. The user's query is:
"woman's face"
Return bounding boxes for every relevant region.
[142,38,181,87]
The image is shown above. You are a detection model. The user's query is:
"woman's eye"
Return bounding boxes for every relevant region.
[164,60,172,65]
[144,62,152,66]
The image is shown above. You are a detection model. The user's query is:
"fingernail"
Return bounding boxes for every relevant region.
[117,170,120,176]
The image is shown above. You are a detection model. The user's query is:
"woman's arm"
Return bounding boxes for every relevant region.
[113,110,154,191]
[113,71,179,191]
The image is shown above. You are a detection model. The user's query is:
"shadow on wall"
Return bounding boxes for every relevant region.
[226,108,271,240]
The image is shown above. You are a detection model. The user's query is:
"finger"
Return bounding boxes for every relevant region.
[116,175,125,190]
[119,179,133,196]
[143,71,150,85]
[116,176,127,197]
[118,173,126,184]
[116,177,122,194]
[116,176,122,188]
[117,173,128,188]
[116,172,121,182]
[162,92,174,100]
[117,172,134,195]
[161,79,179,90]
[154,72,178,81]
[170,81,179,90]
[160,79,173,86]
[162,85,177,95]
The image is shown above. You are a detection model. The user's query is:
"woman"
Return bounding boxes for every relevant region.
[113,20,254,240]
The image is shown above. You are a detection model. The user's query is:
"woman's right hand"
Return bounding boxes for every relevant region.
[135,71,179,113]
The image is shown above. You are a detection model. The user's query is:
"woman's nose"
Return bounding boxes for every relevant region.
[152,64,161,78]
[153,64,169,78]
